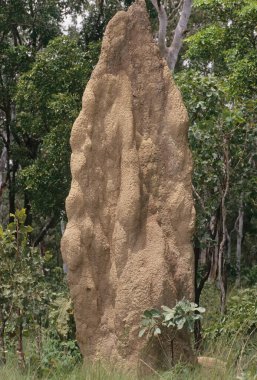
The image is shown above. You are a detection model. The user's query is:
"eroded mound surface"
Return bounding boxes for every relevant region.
[61,0,195,370]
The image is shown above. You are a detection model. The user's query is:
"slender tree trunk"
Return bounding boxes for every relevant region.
[33,216,56,247]
[24,191,32,226]
[194,243,212,348]
[236,196,244,287]
[226,228,231,265]
[9,160,18,219]
[218,203,227,314]
[35,317,42,358]
[167,0,193,70]
[0,311,6,365]
[218,136,230,314]
[15,223,25,368]
[5,104,18,220]
[17,318,25,369]
[193,207,219,347]
[0,145,7,201]
[209,229,219,281]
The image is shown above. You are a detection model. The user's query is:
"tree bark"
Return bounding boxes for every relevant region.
[226,228,231,265]
[33,216,56,247]
[194,212,218,348]
[150,0,168,57]
[151,0,193,70]
[167,0,193,70]
[0,310,6,365]
[0,146,7,204]
[218,137,230,314]
[236,196,244,287]
[17,318,25,369]
[218,198,227,314]
[0,147,7,186]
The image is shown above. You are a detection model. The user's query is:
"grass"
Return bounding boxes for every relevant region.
[1,284,256,379]
[0,345,255,380]
[0,361,134,380]
[0,360,242,380]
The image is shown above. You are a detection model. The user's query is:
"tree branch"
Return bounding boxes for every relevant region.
[0,146,7,198]
[33,216,57,247]
[167,0,193,70]
[151,0,168,57]
[192,184,206,212]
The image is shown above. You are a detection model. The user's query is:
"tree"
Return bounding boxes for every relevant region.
[0,209,48,366]
[15,36,99,242]
[0,0,65,218]
[175,0,257,321]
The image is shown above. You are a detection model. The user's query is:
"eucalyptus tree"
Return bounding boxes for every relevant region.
[176,0,257,318]
[150,0,193,70]
[0,0,66,219]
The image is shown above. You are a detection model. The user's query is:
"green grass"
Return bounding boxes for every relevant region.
[0,360,241,380]
[1,332,256,379]
[1,284,256,379]
[0,349,255,380]
[0,361,134,380]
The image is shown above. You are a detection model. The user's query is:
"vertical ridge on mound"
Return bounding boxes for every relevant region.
[61,0,195,370]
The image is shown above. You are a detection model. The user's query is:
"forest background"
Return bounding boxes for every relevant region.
[0,0,256,379]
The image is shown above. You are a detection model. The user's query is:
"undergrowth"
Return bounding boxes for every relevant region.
[0,283,256,379]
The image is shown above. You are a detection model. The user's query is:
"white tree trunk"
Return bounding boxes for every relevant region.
[167,0,192,70]
[0,146,7,194]
[226,228,232,264]
[151,0,193,70]
[236,197,244,287]
[150,0,168,57]
[218,136,230,314]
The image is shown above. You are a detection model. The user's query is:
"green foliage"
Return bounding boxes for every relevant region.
[0,209,49,338]
[49,296,73,339]
[15,36,99,218]
[80,0,123,46]
[0,209,79,371]
[175,0,257,284]
[204,287,257,339]
[36,335,81,377]
[200,284,257,378]
[139,299,205,339]
[242,265,257,287]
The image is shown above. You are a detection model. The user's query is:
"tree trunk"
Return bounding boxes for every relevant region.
[151,0,193,71]
[218,217,227,315]
[193,207,219,347]
[0,146,7,202]
[8,160,18,219]
[5,104,18,220]
[24,191,32,226]
[167,0,193,70]
[0,310,6,365]
[236,197,244,287]
[17,319,25,369]
[33,216,56,247]
[194,243,212,348]
[210,229,220,282]
[218,137,230,314]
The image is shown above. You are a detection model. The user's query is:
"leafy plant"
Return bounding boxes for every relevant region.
[49,296,73,339]
[241,265,257,287]
[0,209,50,366]
[139,299,205,338]
[204,287,257,340]
[139,299,205,364]
[0,209,77,370]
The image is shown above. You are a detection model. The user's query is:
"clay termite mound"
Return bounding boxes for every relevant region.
[61,0,195,371]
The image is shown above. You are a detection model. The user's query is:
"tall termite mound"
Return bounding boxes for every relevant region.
[61,0,195,370]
